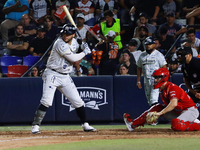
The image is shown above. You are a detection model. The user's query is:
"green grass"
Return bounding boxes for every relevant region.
[6,138,200,150]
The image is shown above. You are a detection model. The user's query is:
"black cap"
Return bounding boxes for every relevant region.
[139,12,147,18]
[167,12,175,17]
[129,39,138,46]
[169,58,178,64]
[37,24,46,32]
[122,49,131,56]
[144,36,155,45]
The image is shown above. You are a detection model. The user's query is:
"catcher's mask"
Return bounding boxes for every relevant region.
[176,46,192,64]
[152,68,169,89]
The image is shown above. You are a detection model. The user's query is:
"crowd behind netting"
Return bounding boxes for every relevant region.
[0,0,200,77]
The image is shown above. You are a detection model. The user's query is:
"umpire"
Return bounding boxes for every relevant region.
[176,46,200,103]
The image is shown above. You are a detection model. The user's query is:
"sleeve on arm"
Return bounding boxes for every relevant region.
[57,43,85,62]
[63,52,85,62]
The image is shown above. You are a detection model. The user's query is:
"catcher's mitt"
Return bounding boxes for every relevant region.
[146,111,159,124]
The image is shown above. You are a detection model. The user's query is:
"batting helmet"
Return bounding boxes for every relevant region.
[152,68,169,89]
[144,36,155,45]
[176,46,193,64]
[60,24,76,35]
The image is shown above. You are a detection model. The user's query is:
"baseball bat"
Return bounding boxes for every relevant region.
[62,5,82,38]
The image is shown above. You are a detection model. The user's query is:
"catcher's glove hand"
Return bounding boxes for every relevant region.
[146,111,159,125]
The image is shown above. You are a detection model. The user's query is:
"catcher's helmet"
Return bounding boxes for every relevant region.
[152,68,169,89]
[176,46,193,64]
[60,24,76,35]
[144,36,155,45]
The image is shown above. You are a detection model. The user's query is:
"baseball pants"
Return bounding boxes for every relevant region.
[40,68,84,108]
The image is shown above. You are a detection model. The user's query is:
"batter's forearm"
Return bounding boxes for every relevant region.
[63,52,85,62]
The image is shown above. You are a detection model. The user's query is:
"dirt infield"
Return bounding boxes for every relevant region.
[0,128,200,149]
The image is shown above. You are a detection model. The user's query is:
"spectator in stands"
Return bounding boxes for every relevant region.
[185,29,200,54]
[71,59,95,76]
[158,12,182,37]
[29,0,51,25]
[100,10,126,50]
[168,58,181,75]
[156,0,181,25]
[180,41,198,57]
[51,0,74,26]
[95,0,118,20]
[1,0,29,46]
[127,38,141,62]
[92,16,105,40]
[29,66,39,77]
[117,0,136,24]
[29,24,52,56]
[135,26,148,51]
[44,15,59,40]
[129,0,160,22]
[75,0,96,26]
[7,23,29,57]
[157,26,175,56]
[95,30,119,75]
[116,49,137,75]
[182,0,200,25]
[76,13,87,41]
[21,14,37,42]
[133,13,157,38]
[85,31,98,50]
[119,63,129,75]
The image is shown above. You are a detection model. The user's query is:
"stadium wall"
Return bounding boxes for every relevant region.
[0,74,199,124]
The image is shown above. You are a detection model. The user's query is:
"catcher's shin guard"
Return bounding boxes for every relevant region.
[132,103,164,126]
[171,118,200,131]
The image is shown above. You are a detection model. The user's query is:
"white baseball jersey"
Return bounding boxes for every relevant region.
[47,37,79,74]
[130,50,142,62]
[41,37,85,108]
[77,1,95,21]
[137,50,167,78]
[78,26,88,40]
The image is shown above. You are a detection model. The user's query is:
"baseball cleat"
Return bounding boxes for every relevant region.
[82,122,97,132]
[123,113,134,131]
[31,125,41,134]
[194,119,200,123]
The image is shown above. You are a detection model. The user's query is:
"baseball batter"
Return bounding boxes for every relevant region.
[31,24,96,134]
[124,68,200,131]
[137,36,167,106]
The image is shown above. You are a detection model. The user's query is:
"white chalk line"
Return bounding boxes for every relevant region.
[0,136,57,142]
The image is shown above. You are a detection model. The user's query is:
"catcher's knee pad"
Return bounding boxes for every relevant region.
[171,118,187,131]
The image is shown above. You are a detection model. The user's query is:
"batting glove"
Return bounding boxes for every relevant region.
[82,43,91,55]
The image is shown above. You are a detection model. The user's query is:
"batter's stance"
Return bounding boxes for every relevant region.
[137,36,167,106]
[31,24,96,134]
[124,68,200,131]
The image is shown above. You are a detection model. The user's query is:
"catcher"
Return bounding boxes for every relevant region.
[124,68,200,131]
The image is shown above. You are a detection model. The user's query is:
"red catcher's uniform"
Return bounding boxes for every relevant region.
[161,82,196,114]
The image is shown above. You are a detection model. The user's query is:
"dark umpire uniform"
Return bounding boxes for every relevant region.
[176,46,200,103]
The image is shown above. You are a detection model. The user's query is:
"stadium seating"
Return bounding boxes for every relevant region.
[7,65,28,77]
[0,56,22,74]
[196,31,200,39]
[22,55,40,68]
